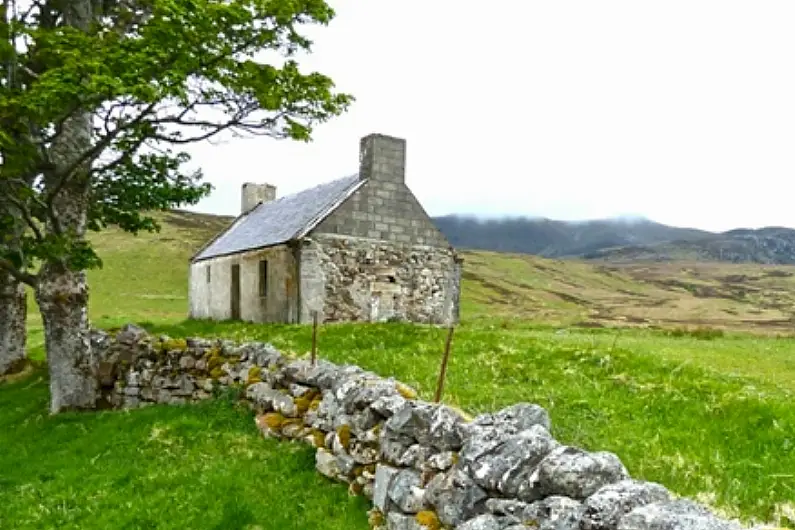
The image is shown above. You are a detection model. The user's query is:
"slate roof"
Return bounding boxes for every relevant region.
[191,175,364,262]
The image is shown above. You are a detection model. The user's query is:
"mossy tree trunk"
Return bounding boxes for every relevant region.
[35,266,98,412]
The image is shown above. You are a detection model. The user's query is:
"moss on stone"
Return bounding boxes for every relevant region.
[336,424,351,450]
[159,338,188,352]
[396,383,417,400]
[309,397,322,411]
[206,348,224,367]
[415,511,441,530]
[281,417,302,428]
[294,396,312,415]
[348,481,364,496]
[209,367,224,380]
[367,508,385,529]
[311,429,326,448]
[246,366,262,385]
[262,412,285,431]
[363,463,377,475]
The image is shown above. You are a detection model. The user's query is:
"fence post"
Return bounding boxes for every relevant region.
[434,325,455,403]
[311,310,319,366]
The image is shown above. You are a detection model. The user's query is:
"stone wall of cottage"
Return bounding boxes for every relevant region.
[94,324,765,530]
[300,234,461,326]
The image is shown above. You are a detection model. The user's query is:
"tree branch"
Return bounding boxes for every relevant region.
[0,256,37,286]
[2,193,44,241]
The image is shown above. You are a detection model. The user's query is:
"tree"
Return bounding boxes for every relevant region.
[0,0,352,411]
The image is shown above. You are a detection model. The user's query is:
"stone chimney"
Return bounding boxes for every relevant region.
[241,182,276,214]
[358,133,406,184]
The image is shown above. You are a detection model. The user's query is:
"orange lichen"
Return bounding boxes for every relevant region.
[415,511,441,530]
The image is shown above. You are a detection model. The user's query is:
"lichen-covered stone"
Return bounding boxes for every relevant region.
[340,376,402,414]
[179,355,195,370]
[485,498,532,521]
[388,469,426,514]
[465,424,559,496]
[379,434,416,466]
[533,446,629,500]
[425,451,457,472]
[425,467,489,527]
[115,323,148,345]
[470,403,551,433]
[349,441,379,465]
[396,444,432,469]
[374,464,401,512]
[384,402,436,445]
[335,453,358,477]
[580,479,672,530]
[289,383,313,397]
[245,382,297,417]
[457,514,504,530]
[242,342,283,369]
[371,394,408,417]
[616,500,744,530]
[385,512,427,530]
[316,448,340,479]
[171,374,195,397]
[524,496,584,530]
[427,405,467,451]
[283,359,344,390]
[351,407,382,434]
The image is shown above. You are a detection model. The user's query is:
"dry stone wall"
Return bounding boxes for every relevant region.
[96,324,770,530]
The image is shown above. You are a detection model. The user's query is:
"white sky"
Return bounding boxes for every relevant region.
[183,1,795,233]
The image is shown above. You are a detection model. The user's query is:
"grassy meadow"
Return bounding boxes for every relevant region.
[2,210,795,529]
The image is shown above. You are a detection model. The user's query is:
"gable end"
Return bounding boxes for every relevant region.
[310,179,450,247]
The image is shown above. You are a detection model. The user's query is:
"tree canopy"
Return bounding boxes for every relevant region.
[0,0,353,284]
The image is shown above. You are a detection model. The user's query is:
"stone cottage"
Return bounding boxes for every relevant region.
[188,133,462,325]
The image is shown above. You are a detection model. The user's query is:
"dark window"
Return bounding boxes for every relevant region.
[259,260,268,296]
[206,266,211,283]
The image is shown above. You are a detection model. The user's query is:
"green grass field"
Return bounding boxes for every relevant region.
[2,210,795,529]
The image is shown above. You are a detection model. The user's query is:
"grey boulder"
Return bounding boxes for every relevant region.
[580,479,672,530]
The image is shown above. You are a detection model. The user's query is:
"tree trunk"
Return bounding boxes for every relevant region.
[35,267,97,412]
[0,271,26,375]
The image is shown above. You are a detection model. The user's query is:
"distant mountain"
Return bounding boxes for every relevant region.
[432,215,795,264]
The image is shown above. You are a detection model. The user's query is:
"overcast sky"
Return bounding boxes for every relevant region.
[183,1,795,233]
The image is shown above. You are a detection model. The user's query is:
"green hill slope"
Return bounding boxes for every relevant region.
[22,208,795,335]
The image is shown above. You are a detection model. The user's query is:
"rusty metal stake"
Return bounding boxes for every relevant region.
[311,310,318,366]
[434,326,455,403]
